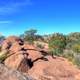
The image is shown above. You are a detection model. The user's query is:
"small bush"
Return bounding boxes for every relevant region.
[48,33,66,56]
[36,43,44,49]
[74,54,80,68]
[72,43,80,54]
[0,50,9,62]
[63,50,74,62]
[48,48,63,57]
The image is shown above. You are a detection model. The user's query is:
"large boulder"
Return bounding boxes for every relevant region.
[0,63,34,80]
[23,44,43,62]
[3,36,23,43]
[2,36,24,51]
[2,36,80,80]
[9,42,22,53]
[28,56,80,80]
[4,53,29,73]
[27,50,43,62]
[23,44,35,50]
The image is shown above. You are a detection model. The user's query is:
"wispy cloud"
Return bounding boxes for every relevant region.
[0,0,32,15]
[0,21,12,24]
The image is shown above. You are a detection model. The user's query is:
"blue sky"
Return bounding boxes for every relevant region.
[0,0,80,36]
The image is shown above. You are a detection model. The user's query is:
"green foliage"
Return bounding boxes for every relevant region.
[49,48,63,56]
[0,50,9,62]
[19,30,80,68]
[48,33,66,56]
[63,50,74,62]
[72,43,80,53]
[36,43,44,49]
[43,34,52,43]
[24,29,37,44]
[74,54,80,68]
[67,32,80,42]
[63,50,80,68]
[20,29,44,43]
[0,35,5,40]
[24,29,37,36]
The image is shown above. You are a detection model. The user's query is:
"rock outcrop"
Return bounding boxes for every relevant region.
[29,56,80,80]
[4,53,29,73]
[0,63,34,80]
[1,36,80,80]
[1,36,43,73]
[2,36,24,50]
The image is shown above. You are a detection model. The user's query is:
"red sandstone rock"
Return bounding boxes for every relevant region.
[23,44,43,62]
[27,50,43,62]
[9,42,22,53]
[2,36,23,50]
[0,63,34,80]
[28,56,80,80]
[23,44,36,50]
[4,53,29,73]
[2,36,80,80]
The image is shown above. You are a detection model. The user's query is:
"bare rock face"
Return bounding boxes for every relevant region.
[27,50,43,62]
[2,36,24,51]
[23,44,36,50]
[28,56,80,80]
[0,63,34,80]
[2,36,43,73]
[22,44,44,62]
[2,36,29,73]
[1,36,80,80]
[4,53,29,73]
[9,42,22,53]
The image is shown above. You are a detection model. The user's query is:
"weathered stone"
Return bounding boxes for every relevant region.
[4,53,29,73]
[0,63,34,80]
[28,56,80,80]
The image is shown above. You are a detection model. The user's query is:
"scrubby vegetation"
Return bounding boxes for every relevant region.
[48,33,66,56]
[36,42,44,49]
[20,30,80,68]
[20,29,44,44]
[0,50,9,63]
[1,29,80,68]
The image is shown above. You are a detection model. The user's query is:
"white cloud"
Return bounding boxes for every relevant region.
[0,0,32,15]
[0,21,12,24]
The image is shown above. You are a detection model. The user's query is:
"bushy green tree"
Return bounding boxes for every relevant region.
[68,32,80,41]
[49,33,66,56]
[23,29,37,44]
[20,29,44,43]
[72,42,80,54]
[0,35,5,41]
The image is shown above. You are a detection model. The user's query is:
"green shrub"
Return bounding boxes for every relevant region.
[49,48,63,56]
[48,33,66,56]
[0,50,9,62]
[23,29,37,43]
[63,50,74,62]
[63,50,80,68]
[73,54,80,68]
[72,43,80,54]
[36,43,44,49]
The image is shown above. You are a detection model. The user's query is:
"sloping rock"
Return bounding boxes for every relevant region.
[3,36,23,43]
[2,36,80,80]
[27,50,43,62]
[22,44,36,50]
[28,56,80,80]
[23,44,44,62]
[9,42,22,53]
[0,63,34,80]
[2,36,24,50]
[4,53,29,73]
